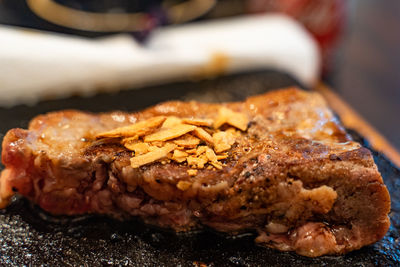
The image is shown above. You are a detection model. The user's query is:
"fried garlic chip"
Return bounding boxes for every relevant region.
[172,149,189,163]
[96,116,166,139]
[213,131,236,153]
[192,127,214,145]
[214,107,249,131]
[130,143,176,168]
[182,118,213,127]
[144,124,196,142]
[173,134,200,148]
[187,155,208,169]
[124,142,150,155]
[162,116,182,128]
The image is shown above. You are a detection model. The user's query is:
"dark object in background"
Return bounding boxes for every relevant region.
[0,0,343,49]
[0,0,217,38]
[0,70,398,266]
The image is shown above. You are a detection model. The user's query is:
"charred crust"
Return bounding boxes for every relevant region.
[329,154,342,161]
[244,171,251,178]
[336,147,372,162]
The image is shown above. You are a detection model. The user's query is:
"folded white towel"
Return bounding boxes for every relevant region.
[0,14,319,107]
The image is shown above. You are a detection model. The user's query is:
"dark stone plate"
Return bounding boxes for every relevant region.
[0,71,399,266]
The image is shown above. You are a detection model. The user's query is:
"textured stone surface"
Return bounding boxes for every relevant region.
[0,71,398,266]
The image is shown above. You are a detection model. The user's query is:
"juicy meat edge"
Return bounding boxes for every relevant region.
[0,88,391,257]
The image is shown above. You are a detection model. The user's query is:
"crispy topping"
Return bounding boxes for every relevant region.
[130,143,176,168]
[96,116,166,139]
[187,169,198,176]
[122,136,139,144]
[205,147,218,162]
[162,116,182,128]
[193,127,214,145]
[216,154,229,160]
[214,107,249,131]
[150,141,165,147]
[213,131,236,153]
[172,149,189,163]
[124,142,149,155]
[182,118,213,127]
[187,155,208,169]
[210,161,223,170]
[95,108,249,170]
[196,146,208,156]
[173,134,200,148]
[177,181,192,191]
[186,148,197,154]
[144,124,196,142]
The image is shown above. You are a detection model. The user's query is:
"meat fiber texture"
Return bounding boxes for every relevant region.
[0,88,390,257]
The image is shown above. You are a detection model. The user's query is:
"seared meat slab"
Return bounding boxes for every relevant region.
[0,88,390,257]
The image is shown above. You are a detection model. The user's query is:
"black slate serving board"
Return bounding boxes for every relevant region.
[0,71,399,266]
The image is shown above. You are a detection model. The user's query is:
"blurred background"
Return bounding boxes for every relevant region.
[0,0,399,150]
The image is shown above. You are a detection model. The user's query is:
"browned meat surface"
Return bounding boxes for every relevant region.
[0,88,391,257]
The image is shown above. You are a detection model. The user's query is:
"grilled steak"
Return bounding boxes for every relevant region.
[0,88,390,257]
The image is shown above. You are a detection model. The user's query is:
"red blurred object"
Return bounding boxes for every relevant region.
[247,0,345,71]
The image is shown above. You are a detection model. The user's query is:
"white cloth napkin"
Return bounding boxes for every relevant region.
[0,14,320,107]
